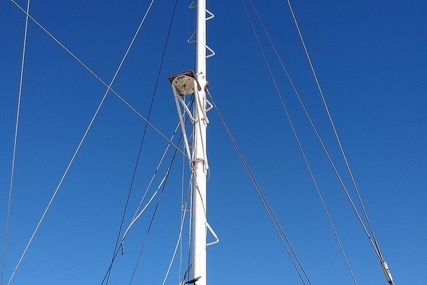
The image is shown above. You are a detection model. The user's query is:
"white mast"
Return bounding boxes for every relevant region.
[169,1,216,285]
[192,0,208,284]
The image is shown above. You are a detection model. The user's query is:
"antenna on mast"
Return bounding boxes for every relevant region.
[169,1,216,285]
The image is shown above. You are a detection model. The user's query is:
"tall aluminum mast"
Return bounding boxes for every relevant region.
[192,0,208,284]
[192,0,208,285]
[169,1,216,285]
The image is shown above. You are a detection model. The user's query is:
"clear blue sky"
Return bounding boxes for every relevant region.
[1,1,426,284]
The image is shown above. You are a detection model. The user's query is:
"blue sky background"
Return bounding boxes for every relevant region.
[1,0,426,284]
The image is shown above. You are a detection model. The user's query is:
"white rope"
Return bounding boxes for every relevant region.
[120,127,181,245]
[127,161,176,285]
[193,88,209,170]
[2,2,31,284]
[120,190,159,252]
[130,122,181,223]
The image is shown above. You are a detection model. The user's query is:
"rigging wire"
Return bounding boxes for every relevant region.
[247,1,358,283]
[126,173,169,285]
[178,142,187,284]
[8,0,187,160]
[240,4,314,284]
[208,88,311,285]
[7,0,156,283]
[103,98,189,284]
[121,122,182,250]
[121,99,194,260]
[184,123,194,284]
[101,0,177,283]
[168,96,193,285]
[161,191,190,285]
[1,1,31,285]
[4,0,394,284]
[7,58,109,285]
[129,0,180,227]
[285,1,394,283]
[286,0,375,241]
[127,142,181,285]
[129,99,193,229]
[99,127,182,285]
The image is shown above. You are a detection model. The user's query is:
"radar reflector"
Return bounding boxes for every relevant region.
[168,70,196,96]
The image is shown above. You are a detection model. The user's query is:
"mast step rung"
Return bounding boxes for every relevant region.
[188,31,196,44]
[206,9,214,21]
[206,45,215,58]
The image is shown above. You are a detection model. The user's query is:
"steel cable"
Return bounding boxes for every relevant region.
[1,1,31,284]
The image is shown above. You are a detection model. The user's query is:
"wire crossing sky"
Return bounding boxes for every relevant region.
[1,1,426,284]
